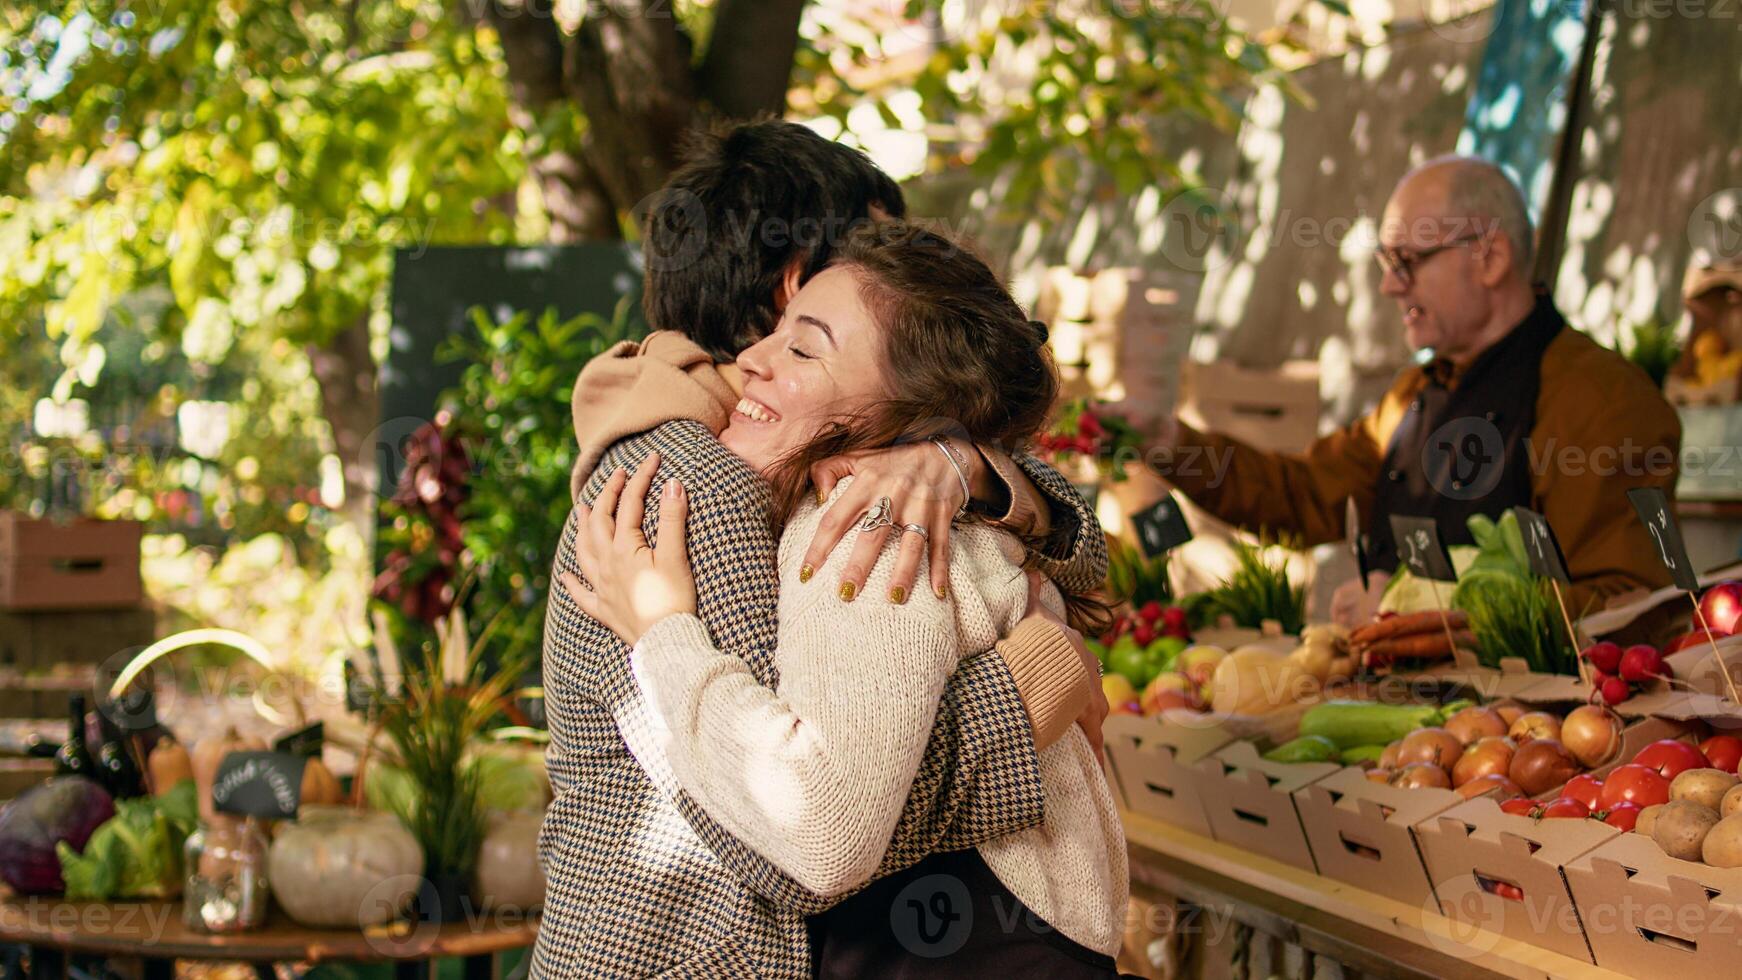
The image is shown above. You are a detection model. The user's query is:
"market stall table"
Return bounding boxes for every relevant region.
[1122,809,1634,980]
[0,892,536,980]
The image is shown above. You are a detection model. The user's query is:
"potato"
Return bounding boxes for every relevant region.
[1670,768,1740,811]
[1704,815,1742,868]
[1723,784,1742,819]
[1652,800,1722,861]
[1636,804,1665,837]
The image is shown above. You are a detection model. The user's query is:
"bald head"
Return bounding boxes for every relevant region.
[1378,156,1540,364]
[1394,156,1534,277]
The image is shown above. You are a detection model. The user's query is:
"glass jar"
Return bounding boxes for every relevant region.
[183,817,271,933]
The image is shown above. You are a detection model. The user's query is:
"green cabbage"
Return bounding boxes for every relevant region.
[56,780,198,900]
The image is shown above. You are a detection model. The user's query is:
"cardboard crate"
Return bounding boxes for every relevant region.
[1035,266,1198,420]
[1193,739,1340,872]
[1576,559,1742,650]
[1177,359,1321,455]
[1416,795,1622,963]
[1564,831,1742,973]
[1104,713,1232,837]
[1293,766,1461,910]
[0,514,142,611]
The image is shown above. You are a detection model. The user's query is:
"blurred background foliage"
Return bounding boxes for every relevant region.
[1,0,1300,676]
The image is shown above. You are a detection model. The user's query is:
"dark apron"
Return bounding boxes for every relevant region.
[1366,294,1564,571]
[807,848,1120,979]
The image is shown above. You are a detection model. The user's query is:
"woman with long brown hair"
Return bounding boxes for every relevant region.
[562,222,1126,975]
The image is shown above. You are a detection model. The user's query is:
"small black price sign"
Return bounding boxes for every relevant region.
[1345,497,1371,590]
[1627,487,1699,592]
[1130,493,1193,559]
[211,751,307,820]
[273,722,324,759]
[1512,506,1571,584]
[1389,514,1457,582]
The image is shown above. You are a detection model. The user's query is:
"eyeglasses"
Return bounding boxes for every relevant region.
[1374,232,1483,289]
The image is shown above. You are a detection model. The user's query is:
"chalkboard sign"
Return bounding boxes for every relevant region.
[211,751,308,820]
[382,244,644,497]
[1345,497,1371,590]
[1512,506,1571,584]
[1130,494,1193,559]
[1627,487,1699,592]
[273,722,324,759]
[1389,514,1457,582]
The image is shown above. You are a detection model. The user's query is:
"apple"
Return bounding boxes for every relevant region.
[1133,622,1157,647]
[1700,580,1742,635]
[1102,674,1139,708]
[1177,646,1227,687]
[1143,689,1202,714]
[1138,600,1164,623]
[1161,606,1189,632]
[1582,641,1623,675]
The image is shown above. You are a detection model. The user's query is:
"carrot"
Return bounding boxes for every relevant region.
[1350,610,1469,647]
[1363,630,1477,664]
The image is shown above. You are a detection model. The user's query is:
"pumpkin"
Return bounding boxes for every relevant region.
[268,806,424,928]
[473,811,546,911]
[192,728,268,823]
[299,759,343,809]
[148,736,195,797]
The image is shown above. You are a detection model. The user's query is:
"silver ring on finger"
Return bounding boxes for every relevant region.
[857,496,896,533]
[900,522,928,540]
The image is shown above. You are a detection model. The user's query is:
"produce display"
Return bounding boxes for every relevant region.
[1277,699,1626,800]
[1511,734,1742,868]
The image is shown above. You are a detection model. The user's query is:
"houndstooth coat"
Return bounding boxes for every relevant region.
[531,420,1105,978]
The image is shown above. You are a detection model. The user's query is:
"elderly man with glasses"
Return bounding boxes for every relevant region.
[1144,155,1681,623]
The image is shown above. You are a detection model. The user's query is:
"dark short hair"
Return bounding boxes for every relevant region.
[640,118,907,361]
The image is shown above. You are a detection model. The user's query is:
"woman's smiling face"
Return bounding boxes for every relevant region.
[720,266,890,475]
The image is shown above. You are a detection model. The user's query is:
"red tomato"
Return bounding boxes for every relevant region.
[1560,774,1604,810]
[1542,797,1591,819]
[1632,740,1710,780]
[1499,797,1540,817]
[1700,735,1742,774]
[1600,801,1643,831]
[1491,882,1525,902]
[1598,764,1671,809]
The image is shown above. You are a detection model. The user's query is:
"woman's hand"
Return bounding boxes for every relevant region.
[802,438,986,604]
[558,453,696,646]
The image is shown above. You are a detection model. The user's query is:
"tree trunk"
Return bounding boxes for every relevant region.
[483,0,811,241]
[306,313,381,543]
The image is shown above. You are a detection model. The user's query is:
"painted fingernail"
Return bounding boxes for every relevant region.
[816,488,826,505]
[889,586,907,605]
[934,585,948,600]
[839,581,858,602]
[799,564,814,583]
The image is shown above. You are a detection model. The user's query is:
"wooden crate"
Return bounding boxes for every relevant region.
[0,606,157,672]
[0,513,143,611]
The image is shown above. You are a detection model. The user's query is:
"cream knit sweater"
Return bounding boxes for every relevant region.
[624,479,1128,956]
